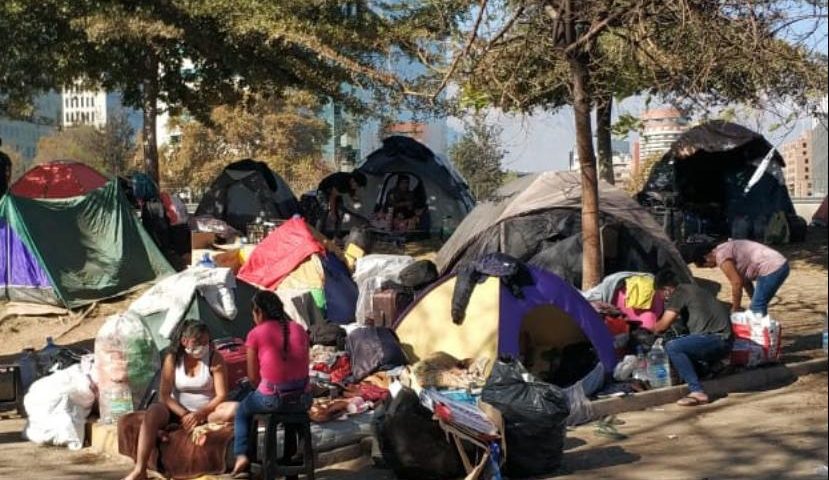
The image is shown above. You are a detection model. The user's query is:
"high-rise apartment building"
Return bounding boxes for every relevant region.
[639,107,689,160]
[781,129,816,198]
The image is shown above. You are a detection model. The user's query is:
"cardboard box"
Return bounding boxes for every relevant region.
[191,231,217,249]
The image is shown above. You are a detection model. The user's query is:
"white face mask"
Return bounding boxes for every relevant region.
[185,345,208,358]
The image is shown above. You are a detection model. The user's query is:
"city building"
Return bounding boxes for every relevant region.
[569,139,634,185]
[781,129,816,198]
[638,107,689,161]
[0,84,151,178]
[811,98,828,198]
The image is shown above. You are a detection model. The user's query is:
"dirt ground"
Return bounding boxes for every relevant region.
[1,372,825,480]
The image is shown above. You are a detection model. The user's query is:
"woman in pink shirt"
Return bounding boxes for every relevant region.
[230,291,310,478]
[697,240,789,315]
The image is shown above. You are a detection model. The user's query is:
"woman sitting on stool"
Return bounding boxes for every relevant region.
[230,291,311,478]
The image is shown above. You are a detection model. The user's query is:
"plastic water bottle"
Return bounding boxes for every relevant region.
[632,346,649,382]
[647,339,671,389]
[18,348,38,393]
[197,252,216,268]
[822,312,828,355]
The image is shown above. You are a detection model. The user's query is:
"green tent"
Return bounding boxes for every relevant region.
[1,180,173,308]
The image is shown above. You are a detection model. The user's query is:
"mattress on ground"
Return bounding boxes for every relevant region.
[256,410,375,455]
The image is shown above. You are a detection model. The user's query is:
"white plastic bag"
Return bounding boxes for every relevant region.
[23,364,96,450]
[613,355,638,381]
[352,254,415,324]
[730,311,782,367]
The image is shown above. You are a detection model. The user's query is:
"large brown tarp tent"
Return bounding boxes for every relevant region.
[436,171,692,287]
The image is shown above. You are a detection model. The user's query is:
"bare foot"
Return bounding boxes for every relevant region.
[230,455,250,476]
[121,468,148,480]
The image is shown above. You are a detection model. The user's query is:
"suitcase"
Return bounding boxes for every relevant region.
[213,338,248,389]
[371,288,413,329]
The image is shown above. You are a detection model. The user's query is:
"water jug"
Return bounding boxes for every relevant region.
[632,346,649,382]
[647,339,671,389]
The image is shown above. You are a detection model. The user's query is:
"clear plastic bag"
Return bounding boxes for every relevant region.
[95,312,160,424]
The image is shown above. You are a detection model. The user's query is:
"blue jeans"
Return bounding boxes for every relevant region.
[751,263,789,316]
[665,334,731,393]
[234,390,283,457]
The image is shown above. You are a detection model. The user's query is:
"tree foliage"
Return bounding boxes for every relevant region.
[164,91,332,195]
[34,110,136,175]
[449,116,506,200]
[1,0,427,183]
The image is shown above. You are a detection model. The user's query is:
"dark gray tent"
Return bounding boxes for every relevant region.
[343,136,475,236]
[437,171,692,287]
[637,121,797,242]
[196,159,300,233]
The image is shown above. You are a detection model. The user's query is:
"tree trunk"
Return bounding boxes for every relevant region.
[142,52,160,185]
[569,52,602,290]
[596,96,615,185]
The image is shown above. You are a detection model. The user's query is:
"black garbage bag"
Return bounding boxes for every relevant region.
[481,358,570,477]
[373,387,465,480]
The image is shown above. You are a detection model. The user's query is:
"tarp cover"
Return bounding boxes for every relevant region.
[237,216,326,290]
[437,171,691,285]
[1,180,173,307]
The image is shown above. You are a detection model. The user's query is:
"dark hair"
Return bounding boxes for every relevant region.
[170,319,210,363]
[689,242,717,267]
[351,171,367,187]
[654,270,680,289]
[252,290,290,359]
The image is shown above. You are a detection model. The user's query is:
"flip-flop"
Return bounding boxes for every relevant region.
[230,472,250,479]
[677,395,709,407]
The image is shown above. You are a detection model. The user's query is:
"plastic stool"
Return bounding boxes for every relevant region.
[250,411,315,480]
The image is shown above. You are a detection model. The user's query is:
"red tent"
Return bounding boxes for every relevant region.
[10,161,108,198]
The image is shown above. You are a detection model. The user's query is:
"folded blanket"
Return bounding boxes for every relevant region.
[118,411,233,479]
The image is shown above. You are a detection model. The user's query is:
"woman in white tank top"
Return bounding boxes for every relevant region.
[123,321,238,480]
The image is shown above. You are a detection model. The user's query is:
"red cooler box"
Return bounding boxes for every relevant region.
[213,337,247,389]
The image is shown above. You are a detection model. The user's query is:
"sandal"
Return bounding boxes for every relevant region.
[230,472,250,479]
[677,394,709,407]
